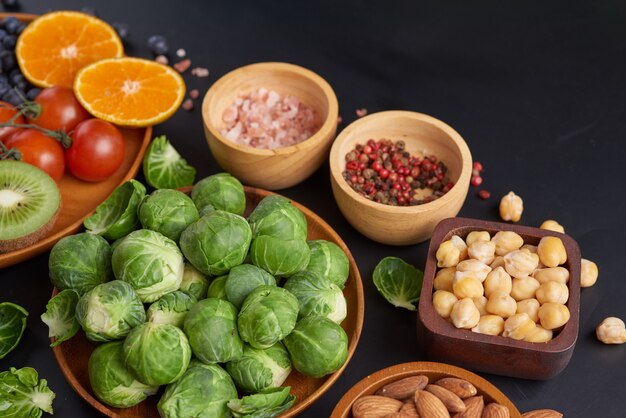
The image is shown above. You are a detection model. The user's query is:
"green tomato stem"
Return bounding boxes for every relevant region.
[0,121,72,148]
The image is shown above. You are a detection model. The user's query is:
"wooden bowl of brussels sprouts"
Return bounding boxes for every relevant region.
[50,185,364,417]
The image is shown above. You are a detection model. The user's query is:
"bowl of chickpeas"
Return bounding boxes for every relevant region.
[416,217,581,380]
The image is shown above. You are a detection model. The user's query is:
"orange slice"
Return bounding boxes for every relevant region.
[73,57,186,127]
[16,11,123,88]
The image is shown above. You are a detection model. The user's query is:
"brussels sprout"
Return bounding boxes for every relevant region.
[180,263,209,301]
[238,286,299,349]
[183,298,243,364]
[228,386,295,418]
[247,195,307,240]
[306,240,350,289]
[225,264,276,309]
[283,316,348,378]
[0,302,28,359]
[0,367,55,417]
[250,236,310,277]
[207,275,228,299]
[373,256,423,311]
[192,173,246,216]
[180,211,252,276]
[84,179,146,240]
[40,290,80,348]
[157,361,237,418]
[123,322,191,386]
[112,229,184,303]
[283,270,347,323]
[226,342,291,394]
[48,233,112,295]
[147,291,196,328]
[143,135,196,189]
[75,280,145,342]
[88,341,158,408]
[138,189,199,242]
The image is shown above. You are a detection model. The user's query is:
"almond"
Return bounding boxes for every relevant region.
[352,395,403,418]
[425,384,466,413]
[399,400,419,417]
[383,414,412,418]
[455,395,484,418]
[435,377,478,399]
[482,403,510,418]
[521,409,563,418]
[376,375,429,400]
[415,390,451,418]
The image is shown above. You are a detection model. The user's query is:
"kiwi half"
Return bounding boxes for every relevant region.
[0,160,61,253]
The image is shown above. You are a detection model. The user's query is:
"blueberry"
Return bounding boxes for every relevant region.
[2,35,15,49]
[0,74,7,85]
[25,87,41,101]
[0,29,8,40]
[80,7,97,16]
[112,22,130,42]
[2,88,22,106]
[0,84,9,98]
[8,68,20,79]
[10,72,23,85]
[0,51,15,71]
[14,23,24,36]
[2,17,21,34]
[147,35,168,55]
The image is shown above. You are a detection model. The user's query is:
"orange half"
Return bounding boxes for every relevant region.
[16,11,124,88]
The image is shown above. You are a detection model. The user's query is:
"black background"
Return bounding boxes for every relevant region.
[2,0,626,416]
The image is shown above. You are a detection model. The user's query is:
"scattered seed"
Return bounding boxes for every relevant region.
[471,175,483,187]
[473,161,484,172]
[189,89,200,99]
[337,115,343,124]
[356,108,368,118]
[191,67,210,78]
[478,189,491,199]
[182,98,194,111]
[176,48,186,58]
[155,55,168,65]
[173,59,191,73]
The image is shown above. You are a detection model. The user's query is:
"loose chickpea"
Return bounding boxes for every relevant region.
[596,317,626,344]
[538,303,570,330]
[540,219,565,234]
[524,325,553,343]
[452,277,484,299]
[491,231,524,256]
[450,235,469,261]
[504,249,539,279]
[499,191,523,222]
[472,296,488,316]
[581,258,599,288]
[434,267,456,292]
[485,291,517,318]
[466,230,491,246]
[450,298,481,329]
[490,256,505,269]
[483,267,513,298]
[468,240,496,265]
[521,244,538,254]
[456,259,492,282]
[472,315,505,336]
[516,298,540,322]
[537,236,567,268]
[436,240,461,268]
[503,313,537,340]
[532,267,569,284]
[510,277,541,301]
[433,290,459,319]
[536,281,569,305]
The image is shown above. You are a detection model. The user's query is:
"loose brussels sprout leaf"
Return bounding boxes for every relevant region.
[75,280,146,342]
[228,386,295,418]
[84,179,146,240]
[372,256,423,311]
[0,367,55,417]
[147,291,196,328]
[180,211,252,276]
[250,236,310,277]
[112,229,184,303]
[88,341,158,408]
[226,342,291,394]
[40,290,80,348]
[238,286,299,350]
[157,361,237,418]
[183,298,243,364]
[143,135,196,189]
[283,270,347,323]
[226,264,277,309]
[284,316,348,378]
[192,173,246,216]
[247,195,307,240]
[123,322,191,386]
[207,276,228,300]
[180,263,209,301]
[48,232,113,295]
[306,240,350,289]
[0,302,28,359]
[138,189,199,242]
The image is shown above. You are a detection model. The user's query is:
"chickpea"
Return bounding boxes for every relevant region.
[581,258,599,288]
[516,298,540,322]
[450,298,481,329]
[532,267,569,284]
[540,219,565,234]
[433,290,459,319]
[510,277,541,301]
[472,296,489,316]
[490,256,505,269]
[521,244,538,254]
[434,267,456,292]
[483,267,512,298]
[537,236,567,268]
[466,230,491,246]
[450,235,469,261]
[436,240,461,268]
[503,313,537,340]
[596,317,626,345]
[504,249,539,279]
[453,277,484,299]
[538,303,570,330]
[468,240,496,265]
[524,325,553,343]
[536,281,569,305]
[486,291,517,318]
[491,231,524,256]
[499,191,523,222]
[456,259,492,282]
[472,315,505,336]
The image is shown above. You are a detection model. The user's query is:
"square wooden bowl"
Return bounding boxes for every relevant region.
[416,217,581,380]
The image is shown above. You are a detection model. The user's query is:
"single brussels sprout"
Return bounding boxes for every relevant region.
[283,270,347,324]
[373,256,423,311]
[48,233,112,295]
[247,195,307,240]
[225,264,276,309]
[226,342,291,394]
[238,286,299,349]
[207,276,228,299]
[284,316,348,378]
[143,135,196,189]
[123,322,191,386]
[227,386,295,418]
[192,173,246,216]
[183,298,243,364]
[147,291,196,328]
[0,302,28,359]
[112,229,184,303]
[180,211,252,276]
[40,290,80,348]
[250,236,310,277]
[138,189,199,242]
[0,367,55,417]
[306,240,350,289]
[179,263,209,301]
[84,179,146,240]
[88,341,158,408]
[75,280,146,342]
[157,361,237,418]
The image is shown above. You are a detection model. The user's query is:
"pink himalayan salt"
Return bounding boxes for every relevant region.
[220,87,321,149]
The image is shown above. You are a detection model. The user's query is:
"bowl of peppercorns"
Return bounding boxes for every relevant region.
[329,110,472,245]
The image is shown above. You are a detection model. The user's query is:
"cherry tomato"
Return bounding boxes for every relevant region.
[4,129,65,182]
[66,119,124,182]
[0,100,24,143]
[27,86,91,132]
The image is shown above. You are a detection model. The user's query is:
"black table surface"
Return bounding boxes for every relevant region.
[3,0,626,417]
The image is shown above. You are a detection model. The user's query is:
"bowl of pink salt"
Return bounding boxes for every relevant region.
[202,62,339,190]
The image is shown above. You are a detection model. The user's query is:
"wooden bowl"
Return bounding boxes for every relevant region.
[417,217,581,380]
[329,111,472,245]
[330,361,522,418]
[202,62,338,190]
[52,186,364,418]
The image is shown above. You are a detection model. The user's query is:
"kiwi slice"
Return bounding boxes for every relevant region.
[0,160,61,253]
